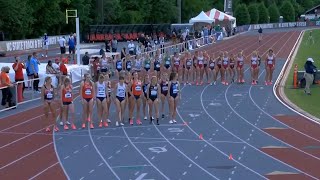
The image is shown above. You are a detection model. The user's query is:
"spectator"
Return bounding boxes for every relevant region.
[304,58,317,95]
[25,55,34,90]
[99,45,105,56]
[121,47,126,60]
[111,36,118,52]
[30,52,41,93]
[128,40,135,55]
[46,60,59,74]
[52,59,60,72]
[82,52,90,65]
[42,33,49,57]
[59,59,68,86]
[1,66,13,107]
[68,34,76,60]
[59,36,66,56]
[12,56,26,95]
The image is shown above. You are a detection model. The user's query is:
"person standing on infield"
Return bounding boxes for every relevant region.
[304,58,317,95]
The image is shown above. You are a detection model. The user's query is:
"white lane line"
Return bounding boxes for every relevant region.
[108,156,113,160]
[89,169,95,174]
[151,156,155,160]
[98,163,104,167]
[83,145,89,148]
[29,162,59,180]
[133,141,167,144]
[73,150,79,154]
[204,144,207,148]
[200,149,203,153]
[97,137,101,140]
[111,165,151,169]
[195,156,198,160]
[183,171,187,176]
[240,151,244,155]
[64,156,70,160]
[232,171,235,174]
[140,133,144,136]
[79,177,85,180]
[188,164,192,168]
[116,150,121,154]
[122,127,170,180]
[243,146,246,150]
[238,157,241,161]
[135,171,140,176]
[105,132,109,135]
[124,144,128,148]
[58,137,63,140]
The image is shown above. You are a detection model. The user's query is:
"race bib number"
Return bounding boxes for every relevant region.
[223,61,228,65]
[135,86,141,91]
[252,61,257,65]
[46,93,53,99]
[162,86,168,91]
[199,61,203,65]
[173,89,179,94]
[165,61,170,65]
[117,65,122,69]
[156,64,160,68]
[85,89,91,95]
[151,90,157,96]
[118,89,125,97]
[174,61,179,65]
[65,92,72,98]
[210,63,215,67]
[239,62,243,65]
[145,64,150,68]
[127,65,131,69]
[268,60,273,65]
[187,62,192,66]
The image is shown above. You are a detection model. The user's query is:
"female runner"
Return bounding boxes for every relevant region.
[265,49,276,85]
[229,53,236,83]
[172,52,182,81]
[42,76,58,132]
[129,72,143,125]
[203,51,210,84]
[100,54,109,73]
[251,51,260,85]
[95,74,109,127]
[168,72,181,124]
[60,77,76,130]
[154,53,161,79]
[142,75,150,121]
[162,50,172,75]
[113,75,127,126]
[134,54,143,77]
[215,52,223,84]
[160,73,169,119]
[236,51,245,83]
[147,76,161,125]
[103,73,112,123]
[222,51,229,85]
[124,54,133,73]
[184,51,193,85]
[144,53,152,76]
[80,73,95,129]
[208,53,216,85]
[193,51,199,84]
[196,51,205,85]
[114,54,123,78]
[124,71,133,123]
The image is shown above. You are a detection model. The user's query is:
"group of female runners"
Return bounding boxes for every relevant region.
[42,48,276,132]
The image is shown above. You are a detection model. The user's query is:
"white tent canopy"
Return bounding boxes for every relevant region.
[189,11,214,24]
[206,8,236,21]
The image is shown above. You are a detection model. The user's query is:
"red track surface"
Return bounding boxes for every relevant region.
[1,31,320,179]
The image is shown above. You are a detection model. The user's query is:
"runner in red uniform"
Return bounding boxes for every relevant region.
[129,71,143,125]
[60,77,76,130]
[236,51,245,83]
[265,49,276,85]
[196,51,205,85]
[250,51,260,85]
[80,73,95,129]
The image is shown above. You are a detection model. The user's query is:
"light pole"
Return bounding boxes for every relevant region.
[66,9,81,65]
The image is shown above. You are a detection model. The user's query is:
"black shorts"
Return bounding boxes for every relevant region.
[60,47,66,54]
[84,98,92,102]
[161,91,168,96]
[63,101,72,105]
[145,67,150,72]
[69,47,75,54]
[154,68,160,72]
[134,95,140,100]
[164,65,170,69]
[116,96,125,102]
[149,96,157,101]
[97,97,106,102]
[100,68,108,73]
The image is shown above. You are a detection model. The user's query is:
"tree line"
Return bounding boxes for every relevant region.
[0,0,319,40]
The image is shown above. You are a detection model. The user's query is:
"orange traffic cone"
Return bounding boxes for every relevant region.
[229,154,233,160]
[293,64,298,88]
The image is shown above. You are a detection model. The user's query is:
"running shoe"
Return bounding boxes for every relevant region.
[107,119,111,123]
[116,121,119,127]
[169,120,174,124]
[225,82,229,86]
[136,119,142,125]
[156,119,160,125]
[71,124,77,130]
[82,123,86,129]
[241,80,245,83]
[120,123,124,126]
[103,122,109,127]
[173,119,177,123]
[64,124,69,130]
[90,123,94,129]
[54,126,59,132]
[213,81,216,85]
[59,121,63,126]
[99,122,103,127]
[162,114,165,118]
[265,81,268,86]
[66,121,71,125]
[46,127,50,132]
[130,119,134,125]
[144,116,147,120]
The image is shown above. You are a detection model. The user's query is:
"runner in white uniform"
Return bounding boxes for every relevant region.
[95,74,108,127]
[265,49,276,85]
[113,76,127,126]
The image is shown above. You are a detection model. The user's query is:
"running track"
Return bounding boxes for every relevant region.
[1,29,320,180]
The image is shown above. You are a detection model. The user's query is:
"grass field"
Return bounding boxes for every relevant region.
[284,29,320,119]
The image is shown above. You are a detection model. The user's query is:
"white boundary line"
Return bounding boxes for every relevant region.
[273,29,320,124]
[28,162,59,180]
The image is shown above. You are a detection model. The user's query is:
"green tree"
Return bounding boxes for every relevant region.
[301,0,314,11]
[280,0,295,22]
[181,0,211,23]
[258,3,269,23]
[234,4,250,25]
[146,0,177,23]
[268,4,280,23]
[248,4,259,24]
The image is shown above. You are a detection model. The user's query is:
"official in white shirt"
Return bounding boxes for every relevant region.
[59,36,66,55]
[128,40,135,55]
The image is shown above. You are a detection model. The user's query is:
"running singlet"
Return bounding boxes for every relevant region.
[209,59,215,70]
[132,80,142,96]
[267,55,274,68]
[44,85,54,100]
[107,81,112,97]
[116,83,126,98]
[82,82,93,99]
[144,59,151,70]
[154,60,161,71]
[173,57,180,70]
[62,86,73,102]
[223,57,229,69]
[251,57,258,69]
[170,82,179,98]
[160,81,169,95]
[229,59,235,69]
[217,58,222,68]
[116,60,122,71]
[198,56,204,68]
[164,56,171,68]
[100,58,108,72]
[186,59,192,69]
[96,82,106,97]
[237,56,244,68]
[149,85,158,101]
[143,83,149,97]
[135,59,142,71]
[126,61,132,71]
[203,57,208,68]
